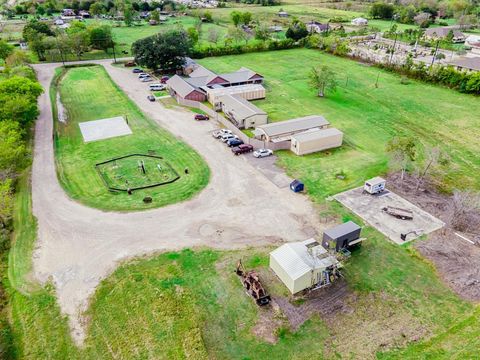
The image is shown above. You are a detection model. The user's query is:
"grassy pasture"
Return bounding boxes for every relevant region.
[199,48,480,195]
[52,65,209,211]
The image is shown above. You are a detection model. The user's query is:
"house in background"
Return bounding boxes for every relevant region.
[465,35,480,55]
[351,17,368,26]
[448,57,480,72]
[306,21,329,34]
[424,27,466,43]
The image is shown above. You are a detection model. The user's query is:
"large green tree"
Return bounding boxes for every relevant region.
[0,76,43,126]
[286,19,308,41]
[89,25,114,51]
[132,29,191,70]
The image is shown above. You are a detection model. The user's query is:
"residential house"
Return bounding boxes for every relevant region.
[424,27,466,43]
[306,21,329,34]
[351,17,368,26]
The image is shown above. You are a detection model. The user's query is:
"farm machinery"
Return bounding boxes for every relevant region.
[235,260,271,306]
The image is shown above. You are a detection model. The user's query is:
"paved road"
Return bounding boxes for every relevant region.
[31,60,324,344]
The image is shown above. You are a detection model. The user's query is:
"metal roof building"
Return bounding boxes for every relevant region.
[290,128,343,155]
[206,84,266,106]
[166,75,206,102]
[270,239,340,294]
[254,115,330,142]
[220,94,268,129]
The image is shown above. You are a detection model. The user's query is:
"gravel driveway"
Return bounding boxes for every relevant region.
[31,60,324,344]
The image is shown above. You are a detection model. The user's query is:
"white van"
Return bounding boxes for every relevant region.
[149,83,166,91]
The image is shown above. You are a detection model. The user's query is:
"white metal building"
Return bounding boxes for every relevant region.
[206,84,266,107]
[290,128,343,155]
[270,239,340,294]
[220,94,268,129]
[253,115,330,143]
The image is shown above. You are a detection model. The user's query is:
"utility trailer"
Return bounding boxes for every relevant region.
[382,206,414,220]
[235,260,271,306]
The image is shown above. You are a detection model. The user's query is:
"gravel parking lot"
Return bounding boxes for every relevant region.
[31,60,324,344]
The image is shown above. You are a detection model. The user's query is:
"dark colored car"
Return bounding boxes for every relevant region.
[160,76,170,84]
[132,68,143,73]
[147,95,155,102]
[194,114,209,121]
[124,61,136,67]
[227,138,244,147]
[232,144,254,155]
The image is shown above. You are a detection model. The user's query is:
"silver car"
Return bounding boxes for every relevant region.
[220,134,238,143]
[253,149,273,158]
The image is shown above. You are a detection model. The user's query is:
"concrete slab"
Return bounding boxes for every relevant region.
[334,187,444,244]
[79,116,132,143]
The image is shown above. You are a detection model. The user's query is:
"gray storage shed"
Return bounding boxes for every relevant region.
[322,221,362,252]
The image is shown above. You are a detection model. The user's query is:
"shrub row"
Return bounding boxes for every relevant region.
[190,38,300,58]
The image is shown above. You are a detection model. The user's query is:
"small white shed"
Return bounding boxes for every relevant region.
[351,17,368,26]
[270,239,340,294]
[290,128,343,155]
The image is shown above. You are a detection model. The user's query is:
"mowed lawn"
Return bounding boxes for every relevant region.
[199,49,480,197]
[53,65,209,211]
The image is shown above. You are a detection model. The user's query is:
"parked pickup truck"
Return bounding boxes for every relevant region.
[212,129,232,139]
[232,144,254,155]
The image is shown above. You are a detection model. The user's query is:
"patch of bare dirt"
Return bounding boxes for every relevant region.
[274,279,352,330]
[387,173,480,301]
[251,300,286,344]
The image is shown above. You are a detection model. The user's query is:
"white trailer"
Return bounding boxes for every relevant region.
[364,177,386,194]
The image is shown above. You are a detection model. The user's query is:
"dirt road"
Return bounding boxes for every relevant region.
[31,60,324,344]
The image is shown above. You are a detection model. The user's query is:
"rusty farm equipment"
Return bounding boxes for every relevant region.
[235,260,271,306]
[382,206,414,220]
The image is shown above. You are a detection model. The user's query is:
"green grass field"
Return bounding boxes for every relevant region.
[199,48,480,195]
[52,65,209,211]
[5,154,479,359]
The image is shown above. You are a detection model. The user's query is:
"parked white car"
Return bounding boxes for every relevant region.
[220,134,238,143]
[149,83,166,91]
[141,77,153,82]
[212,129,233,139]
[253,149,273,158]
[138,73,150,78]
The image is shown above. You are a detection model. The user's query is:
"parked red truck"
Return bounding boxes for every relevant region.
[232,144,254,155]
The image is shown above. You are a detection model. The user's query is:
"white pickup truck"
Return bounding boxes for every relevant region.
[212,129,233,139]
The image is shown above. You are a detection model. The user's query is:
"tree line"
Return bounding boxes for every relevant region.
[0,44,43,357]
[22,19,114,61]
[369,0,479,28]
